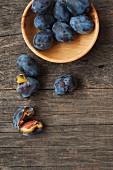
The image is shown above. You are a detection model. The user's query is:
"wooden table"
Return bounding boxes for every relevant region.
[0,0,113,169]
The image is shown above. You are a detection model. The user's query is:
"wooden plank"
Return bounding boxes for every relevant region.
[1,167,112,170]
[0,1,29,37]
[1,125,113,148]
[0,89,113,124]
[0,167,113,170]
[1,167,85,170]
[1,147,113,169]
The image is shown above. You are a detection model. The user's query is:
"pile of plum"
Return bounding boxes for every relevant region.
[13,55,77,136]
[16,55,77,97]
[32,0,95,50]
[13,55,43,136]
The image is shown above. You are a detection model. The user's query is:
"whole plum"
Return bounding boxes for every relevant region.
[70,15,94,34]
[66,0,91,15]
[17,55,40,78]
[53,0,70,22]
[54,75,77,95]
[32,0,53,14]
[33,29,54,50]
[52,22,74,43]
[34,14,55,30]
[16,75,40,98]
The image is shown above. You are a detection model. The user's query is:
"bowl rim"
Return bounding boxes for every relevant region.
[21,1,100,63]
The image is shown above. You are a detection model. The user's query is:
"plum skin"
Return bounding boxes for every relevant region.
[53,0,70,22]
[54,75,77,95]
[66,0,91,15]
[33,29,54,50]
[34,14,55,30]
[70,15,94,34]
[52,22,75,43]
[32,0,53,14]
[17,55,40,78]
[16,75,40,98]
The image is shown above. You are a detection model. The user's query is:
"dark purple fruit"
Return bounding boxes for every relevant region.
[32,0,53,14]
[17,55,40,78]
[70,15,94,34]
[16,75,39,98]
[53,0,70,22]
[52,22,74,43]
[34,14,55,30]
[66,0,91,15]
[33,29,54,50]
[54,75,77,95]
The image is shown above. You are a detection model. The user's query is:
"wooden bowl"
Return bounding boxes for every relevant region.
[21,1,99,63]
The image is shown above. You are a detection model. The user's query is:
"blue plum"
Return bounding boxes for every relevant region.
[53,0,70,22]
[17,55,40,78]
[16,75,40,98]
[32,0,53,14]
[52,22,74,43]
[20,120,43,136]
[66,0,91,15]
[34,14,55,30]
[70,15,94,34]
[13,107,34,130]
[33,29,54,50]
[54,75,77,95]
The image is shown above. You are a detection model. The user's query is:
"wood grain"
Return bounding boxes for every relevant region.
[1,125,113,147]
[1,167,92,170]
[1,147,113,169]
[1,0,113,169]
[0,89,113,124]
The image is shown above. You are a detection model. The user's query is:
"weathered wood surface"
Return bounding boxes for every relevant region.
[0,89,113,124]
[0,0,113,169]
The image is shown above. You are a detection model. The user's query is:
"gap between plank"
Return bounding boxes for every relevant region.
[0,33,21,38]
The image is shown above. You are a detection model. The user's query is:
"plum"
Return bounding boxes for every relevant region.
[20,120,43,136]
[66,0,91,15]
[54,75,77,95]
[34,14,55,30]
[33,29,54,50]
[17,55,40,78]
[53,0,70,22]
[13,107,34,130]
[13,107,43,136]
[70,15,94,34]
[32,0,53,14]
[52,22,74,43]
[16,75,40,98]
